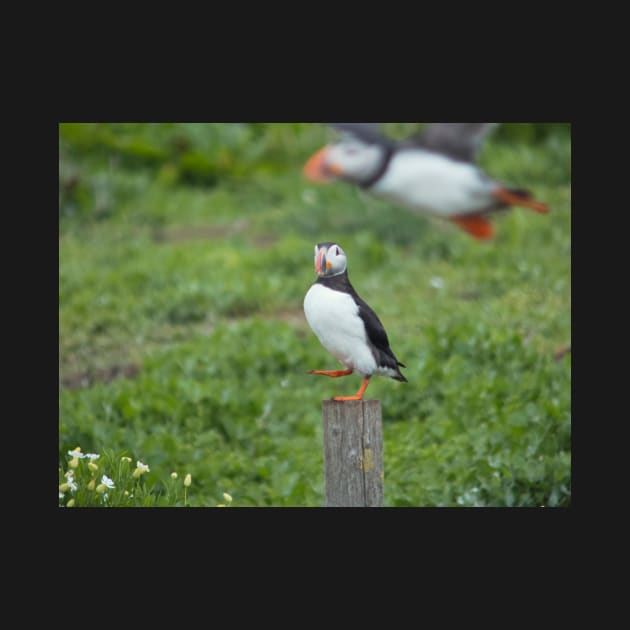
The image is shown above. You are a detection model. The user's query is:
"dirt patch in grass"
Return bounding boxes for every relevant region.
[456,291,481,301]
[251,234,279,249]
[553,345,571,361]
[152,219,249,243]
[62,362,141,390]
[268,308,306,326]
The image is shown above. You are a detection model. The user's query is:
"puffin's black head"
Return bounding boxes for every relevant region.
[313,242,347,277]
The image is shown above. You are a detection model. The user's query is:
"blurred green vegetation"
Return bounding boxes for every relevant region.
[59,122,571,507]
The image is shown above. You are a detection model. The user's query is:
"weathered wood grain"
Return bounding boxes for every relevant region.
[322,399,383,507]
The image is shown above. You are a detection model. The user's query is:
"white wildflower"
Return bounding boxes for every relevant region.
[101,475,115,489]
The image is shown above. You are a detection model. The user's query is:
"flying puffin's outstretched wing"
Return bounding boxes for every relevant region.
[327,123,396,148]
[407,123,499,163]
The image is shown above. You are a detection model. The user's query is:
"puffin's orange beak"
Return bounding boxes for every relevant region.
[304,146,337,182]
[314,248,327,275]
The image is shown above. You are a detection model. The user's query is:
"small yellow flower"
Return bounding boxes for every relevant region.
[132,460,150,478]
[88,461,99,472]
[216,504,226,507]
[121,456,132,463]
[223,492,233,503]
[184,473,192,487]
[171,472,178,479]
[59,483,70,493]
[67,447,84,468]
[96,483,106,493]
[124,490,130,496]
[87,479,96,491]
[66,499,75,508]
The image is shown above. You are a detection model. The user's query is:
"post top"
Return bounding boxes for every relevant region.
[322,398,380,401]
[321,398,381,407]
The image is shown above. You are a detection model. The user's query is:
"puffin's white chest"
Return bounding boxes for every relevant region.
[372,150,494,217]
[303,283,377,376]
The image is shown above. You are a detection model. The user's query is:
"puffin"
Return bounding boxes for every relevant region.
[303,123,549,240]
[303,241,407,401]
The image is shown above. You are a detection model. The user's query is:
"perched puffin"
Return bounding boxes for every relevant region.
[303,242,407,401]
[303,123,549,240]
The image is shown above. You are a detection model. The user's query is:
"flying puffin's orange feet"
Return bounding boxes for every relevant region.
[494,187,549,214]
[307,369,354,378]
[332,377,370,401]
[449,216,495,240]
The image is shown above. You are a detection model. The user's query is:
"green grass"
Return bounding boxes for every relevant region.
[59,123,571,507]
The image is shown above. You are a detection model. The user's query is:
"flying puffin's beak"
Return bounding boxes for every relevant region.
[315,248,326,275]
[303,146,343,182]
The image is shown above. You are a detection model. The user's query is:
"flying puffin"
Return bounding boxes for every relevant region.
[303,242,407,401]
[303,123,549,240]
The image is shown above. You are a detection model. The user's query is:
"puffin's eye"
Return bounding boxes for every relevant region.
[335,247,339,256]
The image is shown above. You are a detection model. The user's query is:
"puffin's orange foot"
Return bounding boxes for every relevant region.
[449,216,494,240]
[331,376,370,401]
[307,369,353,378]
[494,187,549,214]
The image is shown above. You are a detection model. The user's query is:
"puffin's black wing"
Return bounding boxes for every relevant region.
[350,289,406,371]
[407,123,499,163]
[327,123,396,149]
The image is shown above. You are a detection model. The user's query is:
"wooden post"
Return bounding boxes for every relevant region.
[322,399,383,507]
